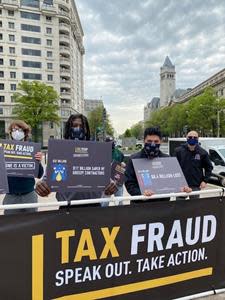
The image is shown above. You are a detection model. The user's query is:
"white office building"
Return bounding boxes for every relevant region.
[0,0,85,146]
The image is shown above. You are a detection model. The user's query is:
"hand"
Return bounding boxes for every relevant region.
[104,181,118,196]
[35,152,43,161]
[200,181,207,189]
[121,162,126,168]
[143,189,154,197]
[36,181,51,197]
[181,186,192,193]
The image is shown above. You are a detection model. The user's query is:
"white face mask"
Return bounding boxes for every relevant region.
[11,130,25,141]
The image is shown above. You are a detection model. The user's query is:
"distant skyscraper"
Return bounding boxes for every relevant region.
[160,56,176,107]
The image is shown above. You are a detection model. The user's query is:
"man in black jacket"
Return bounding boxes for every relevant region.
[125,127,191,201]
[175,130,213,193]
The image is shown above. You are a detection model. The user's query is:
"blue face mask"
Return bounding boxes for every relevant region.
[187,138,198,146]
[144,142,160,157]
[70,127,85,140]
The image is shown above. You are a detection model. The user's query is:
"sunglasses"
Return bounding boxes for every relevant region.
[188,136,198,140]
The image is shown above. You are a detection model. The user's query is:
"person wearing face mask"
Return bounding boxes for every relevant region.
[175,130,213,195]
[36,114,117,207]
[3,120,44,214]
[125,127,191,203]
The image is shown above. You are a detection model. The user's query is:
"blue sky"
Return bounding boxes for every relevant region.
[76,0,225,134]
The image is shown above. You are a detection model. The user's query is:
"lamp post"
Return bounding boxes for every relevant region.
[102,107,106,141]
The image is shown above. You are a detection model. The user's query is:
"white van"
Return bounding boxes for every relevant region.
[168,138,225,186]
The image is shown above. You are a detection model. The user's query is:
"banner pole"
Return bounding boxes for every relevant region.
[0,188,223,210]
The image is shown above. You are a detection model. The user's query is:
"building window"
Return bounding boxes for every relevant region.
[11,96,14,102]
[49,122,54,129]
[8,22,15,29]
[46,39,52,46]
[22,36,41,44]
[0,84,4,90]
[22,61,42,68]
[0,10,2,15]
[21,24,41,32]
[9,59,16,66]
[0,108,3,115]
[47,51,52,57]
[10,72,16,79]
[10,84,16,91]
[22,73,42,80]
[0,46,3,53]
[0,71,4,78]
[22,48,41,56]
[46,27,52,34]
[9,47,15,54]
[47,63,53,69]
[0,96,5,102]
[0,34,3,40]
[46,16,52,22]
[21,0,40,8]
[20,11,40,20]
[0,59,3,65]
[0,21,2,27]
[9,35,15,42]
[8,10,14,17]
[44,0,53,5]
[48,75,53,81]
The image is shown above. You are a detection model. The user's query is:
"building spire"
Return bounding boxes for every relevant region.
[163,56,174,68]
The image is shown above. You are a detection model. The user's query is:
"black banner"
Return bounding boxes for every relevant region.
[0,197,225,299]
[0,139,41,177]
[46,139,111,192]
[0,147,8,194]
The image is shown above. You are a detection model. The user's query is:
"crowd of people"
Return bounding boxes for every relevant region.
[1,113,213,215]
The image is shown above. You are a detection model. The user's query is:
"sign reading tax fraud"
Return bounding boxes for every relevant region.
[0,139,41,177]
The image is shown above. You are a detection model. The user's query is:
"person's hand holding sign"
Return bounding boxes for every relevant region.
[143,189,154,197]
[180,186,192,193]
[35,152,43,161]
[36,181,51,197]
[104,181,118,196]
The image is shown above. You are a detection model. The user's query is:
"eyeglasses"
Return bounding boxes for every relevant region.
[188,136,198,140]
[11,128,23,132]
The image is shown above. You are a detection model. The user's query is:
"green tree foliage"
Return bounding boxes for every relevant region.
[88,106,114,139]
[13,81,60,142]
[123,129,132,138]
[130,122,143,139]
[145,87,225,137]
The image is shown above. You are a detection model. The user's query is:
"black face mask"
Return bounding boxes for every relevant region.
[70,127,85,140]
[144,142,160,158]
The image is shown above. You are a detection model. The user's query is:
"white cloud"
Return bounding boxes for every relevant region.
[76,0,225,134]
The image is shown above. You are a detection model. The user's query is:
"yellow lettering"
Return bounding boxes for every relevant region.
[56,230,75,264]
[100,227,120,259]
[74,229,97,262]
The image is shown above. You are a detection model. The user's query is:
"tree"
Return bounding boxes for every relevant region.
[130,122,143,139]
[88,106,114,140]
[13,81,60,142]
[123,129,132,138]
